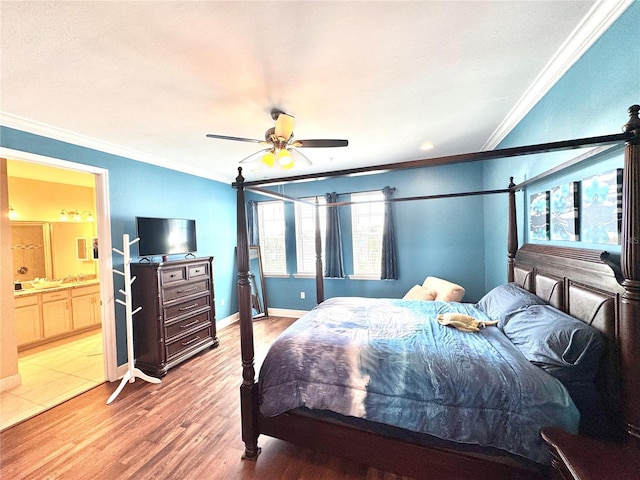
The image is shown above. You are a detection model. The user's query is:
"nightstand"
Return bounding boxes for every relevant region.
[541,427,640,480]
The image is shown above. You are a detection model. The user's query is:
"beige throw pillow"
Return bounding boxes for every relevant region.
[422,276,465,302]
[402,285,437,301]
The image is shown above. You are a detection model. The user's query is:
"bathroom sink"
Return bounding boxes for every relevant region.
[30,279,64,289]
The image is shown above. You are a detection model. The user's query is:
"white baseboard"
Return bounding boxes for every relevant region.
[216,312,240,330]
[265,308,307,319]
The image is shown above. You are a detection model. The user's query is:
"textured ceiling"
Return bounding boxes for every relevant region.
[0,1,630,184]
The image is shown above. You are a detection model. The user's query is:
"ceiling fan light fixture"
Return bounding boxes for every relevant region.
[274,112,295,141]
[261,150,276,167]
[277,148,293,167]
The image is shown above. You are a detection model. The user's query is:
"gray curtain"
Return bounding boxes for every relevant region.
[381,186,398,280]
[324,192,344,278]
[247,200,259,246]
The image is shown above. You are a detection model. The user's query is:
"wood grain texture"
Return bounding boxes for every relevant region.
[0,316,411,480]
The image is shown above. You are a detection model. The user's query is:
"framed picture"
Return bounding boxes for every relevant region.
[580,169,623,245]
[76,237,89,260]
[550,182,580,241]
[529,191,550,240]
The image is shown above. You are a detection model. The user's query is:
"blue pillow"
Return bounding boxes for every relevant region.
[475,283,546,329]
[502,304,605,384]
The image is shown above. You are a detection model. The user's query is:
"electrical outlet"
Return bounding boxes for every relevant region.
[300,291,305,299]
[220,299,225,306]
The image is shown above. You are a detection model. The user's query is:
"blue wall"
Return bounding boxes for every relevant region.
[482,2,639,289]
[250,160,488,307]
[1,127,237,365]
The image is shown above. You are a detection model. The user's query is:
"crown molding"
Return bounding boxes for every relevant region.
[482,0,633,151]
[0,112,232,184]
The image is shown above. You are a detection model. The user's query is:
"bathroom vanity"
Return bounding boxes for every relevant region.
[14,281,101,350]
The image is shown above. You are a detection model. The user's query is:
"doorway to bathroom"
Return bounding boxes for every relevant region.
[0,149,116,430]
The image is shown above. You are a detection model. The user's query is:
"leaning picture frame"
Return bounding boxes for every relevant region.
[529,191,550,241]
[550,182,580,241]
[580,169,623,245]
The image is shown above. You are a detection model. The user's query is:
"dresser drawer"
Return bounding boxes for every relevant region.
[165,310,211,340]
[15,294,39,307]
[162,279,209,303]
[166,325,213,360]
[161,267,186,285]
[42,290,69,303]
[163,293,211,321]
[188,262,209,279]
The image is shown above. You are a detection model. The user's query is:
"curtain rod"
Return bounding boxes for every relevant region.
[333,186,396,197]
[246,186,397,205]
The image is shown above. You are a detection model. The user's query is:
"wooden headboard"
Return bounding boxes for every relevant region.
[513,244,625,437]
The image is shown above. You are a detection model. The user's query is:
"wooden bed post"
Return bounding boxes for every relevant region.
[235,168,261,459]
[507,177,518,282]
[315,196,324,304]
[620,104,640,439]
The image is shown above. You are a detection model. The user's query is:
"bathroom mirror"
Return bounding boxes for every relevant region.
[10,221,52,282]
[10,221,98,283]
[248,245,268,319]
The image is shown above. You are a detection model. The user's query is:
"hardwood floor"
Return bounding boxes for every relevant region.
[0,316,412,480]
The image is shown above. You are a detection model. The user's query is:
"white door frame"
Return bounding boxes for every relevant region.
[1,146,118,382]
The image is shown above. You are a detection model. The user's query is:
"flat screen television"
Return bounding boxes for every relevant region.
[136,217,197,257]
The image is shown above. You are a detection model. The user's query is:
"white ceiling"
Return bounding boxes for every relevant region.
[0,1,631,185]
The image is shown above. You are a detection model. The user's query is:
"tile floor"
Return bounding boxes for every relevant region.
[0,330,104,431]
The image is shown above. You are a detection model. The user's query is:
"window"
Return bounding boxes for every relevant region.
[294,197,326,274]
[351,191,385,277]
[257,201,287,275]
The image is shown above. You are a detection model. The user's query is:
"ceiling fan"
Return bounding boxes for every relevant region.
[206,109,348,170]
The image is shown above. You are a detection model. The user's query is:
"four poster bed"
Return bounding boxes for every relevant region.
[233,105,640,479]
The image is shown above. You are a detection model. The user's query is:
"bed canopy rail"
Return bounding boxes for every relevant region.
[238,131,632,189]
[242,179,514,305]
[234,105,640,472]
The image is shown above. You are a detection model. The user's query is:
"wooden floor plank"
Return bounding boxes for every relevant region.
[1,316,415,479]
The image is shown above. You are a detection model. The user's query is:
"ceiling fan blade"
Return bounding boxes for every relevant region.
[289,148,312,166]
[274,113,295,141]
[238,148,272,164]
[206,133,268,144]
[292,139,349,148]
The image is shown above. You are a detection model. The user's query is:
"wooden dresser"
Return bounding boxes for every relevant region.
[131,257,218,376]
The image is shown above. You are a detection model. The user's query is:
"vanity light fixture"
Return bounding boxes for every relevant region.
[8,204,19,220]
[59,209,94,222]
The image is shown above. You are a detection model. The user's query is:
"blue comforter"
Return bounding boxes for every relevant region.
[258,297,579,464]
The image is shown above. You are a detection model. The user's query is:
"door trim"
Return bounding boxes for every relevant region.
[1,146,118,382]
